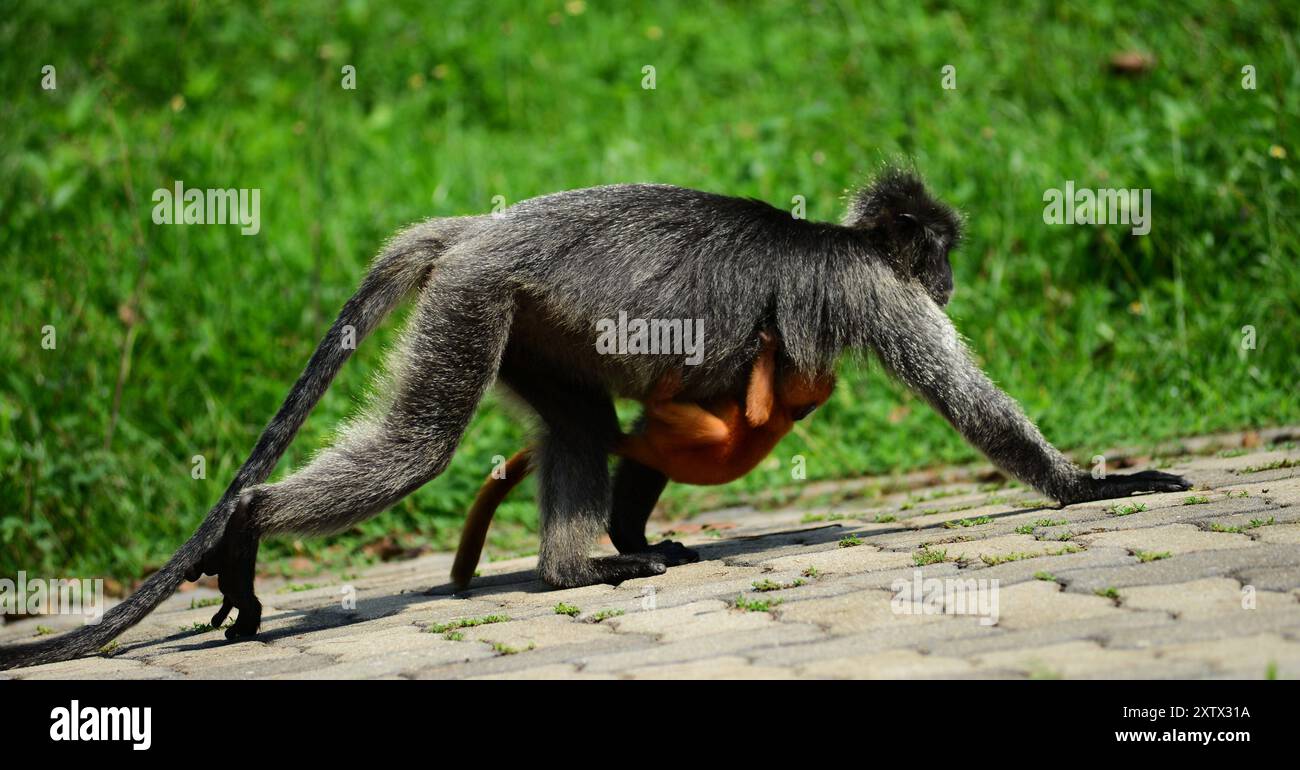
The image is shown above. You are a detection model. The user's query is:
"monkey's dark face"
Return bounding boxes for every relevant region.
[845,169,962,307]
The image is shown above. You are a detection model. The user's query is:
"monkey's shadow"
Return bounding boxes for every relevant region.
[134,509,1053,656]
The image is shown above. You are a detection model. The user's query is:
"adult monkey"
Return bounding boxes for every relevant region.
[0,167,1189,669]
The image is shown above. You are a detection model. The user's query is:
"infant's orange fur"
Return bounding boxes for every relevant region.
[450,331,834,587]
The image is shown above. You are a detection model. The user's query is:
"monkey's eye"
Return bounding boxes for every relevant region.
[791,404,818,421]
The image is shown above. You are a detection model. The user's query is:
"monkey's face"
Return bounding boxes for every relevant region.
[845,169,962,307]
[912,222,956,307]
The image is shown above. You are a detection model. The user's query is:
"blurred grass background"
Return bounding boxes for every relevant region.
[1,0,1296,585]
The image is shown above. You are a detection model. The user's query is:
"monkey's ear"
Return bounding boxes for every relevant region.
[843,167,962,251]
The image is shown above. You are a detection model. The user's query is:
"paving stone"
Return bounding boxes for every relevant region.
[605,599,779,641]
[468,663,618,680]
[1152,633,1300,677]
[926,612,1176,657]
[1059,543,1300,593]
[457,614,614,650]
[994,580,1124,630]
[967,640,1162,679]
[10,655,179,680]
[798,648,974,679]
[581,623,825,673]
[625,655,798,680]
[1076,523,1255,555]
[1118,577,1295,620]
[775,588,955,634]
[755,544,916,575]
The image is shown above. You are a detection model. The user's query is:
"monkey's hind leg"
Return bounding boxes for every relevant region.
[535,425,679,588]
[206,492,262,639]
[225,268,515,635]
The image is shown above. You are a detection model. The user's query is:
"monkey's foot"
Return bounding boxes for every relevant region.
[1066,470,1193,504]
[641,539,700,567]
[540,553,672,588]
[197,492,264,640]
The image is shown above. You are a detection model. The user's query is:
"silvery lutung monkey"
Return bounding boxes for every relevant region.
[0,166,1189,669]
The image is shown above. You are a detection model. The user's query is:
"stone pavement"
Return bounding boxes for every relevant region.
[4,430,1298,679]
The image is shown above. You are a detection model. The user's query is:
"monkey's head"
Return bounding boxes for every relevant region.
[844,168,963,306]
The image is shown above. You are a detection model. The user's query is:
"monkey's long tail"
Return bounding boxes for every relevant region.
[450,448,535,589]
[0,222,454,671]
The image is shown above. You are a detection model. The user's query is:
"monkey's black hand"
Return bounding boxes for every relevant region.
[1061,469,1192,505]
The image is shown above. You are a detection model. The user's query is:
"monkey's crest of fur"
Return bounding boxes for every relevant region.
[844,168,963,267]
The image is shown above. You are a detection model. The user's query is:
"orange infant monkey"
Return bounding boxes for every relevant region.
[451,331,835,588]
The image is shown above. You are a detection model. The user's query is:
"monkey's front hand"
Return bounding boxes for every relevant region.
[1060,469,1192,505]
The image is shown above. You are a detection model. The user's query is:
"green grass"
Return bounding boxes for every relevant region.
[838,535,863,548]
[1134,549,1172,562]
[2,1,1298,583]
[942,516,993,529]
[588,609,624,623]
[553,602,580,617]
[733,595,781,613]
[1110,502,1148,517]
[913,547,949,566]
[752,578,805,592]
[425,614,509,634]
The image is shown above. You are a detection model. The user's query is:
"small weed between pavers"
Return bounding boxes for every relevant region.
[1134,550,1172,563]
[1211,516,1277,534]
[1014,518,1068,535]
[838,535,863,548]
[1110,502,1147,516]
[1265,662,1278,680]
[1033,571,1058,582]
[874,513,897,523]
[1210,522,1244,533]
[979,545,1080,566]
[35,625,54,636]
[588,609,625,623]
[733,595,781,612]
[554,602,581,617]
[443,631,465,641]
[1224,490,1250,499]
[189,596,223,609]
[801,566,822,578]
[1241,458,1298,473]
[180,621,233,633]
[490,641,535,655]
[1182,495,1211,505]
[752,578,805,592]
[98,641,120,656]
[942,516,993,529]
[1094,587,1121,601]
[913,547,948,566]
[426,615,510,634]
[1249,517,1276,528]
[1036,531,1075,542]
[1010,499,1053,509]
[1217,448,1249,458]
